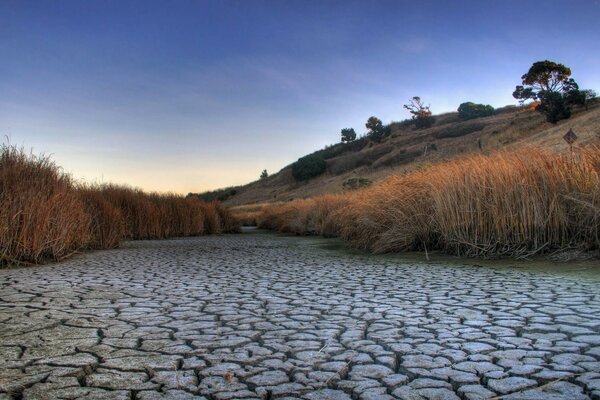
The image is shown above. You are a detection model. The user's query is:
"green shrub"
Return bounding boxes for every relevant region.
[414,115,436,129]
[292,154,327,181]
[458,102,495,120]
[193,187,239,202]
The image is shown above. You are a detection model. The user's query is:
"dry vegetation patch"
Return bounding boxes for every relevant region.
[258,147,600,259]
[0,145,239,266]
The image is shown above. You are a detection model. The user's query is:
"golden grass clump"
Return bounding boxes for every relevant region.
[0,145,91,264]
[0,144,240,265]
[258,194,348,237]
[258,147,600,258]
[78,187,126,249]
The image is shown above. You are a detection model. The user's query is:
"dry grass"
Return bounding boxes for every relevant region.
[0,145,240,265]
[258,194,348,236]
[230,203,278,226]
[258,147,600,258]
[0,145,90,264]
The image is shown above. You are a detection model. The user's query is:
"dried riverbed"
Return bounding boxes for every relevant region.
[1,229,600,399]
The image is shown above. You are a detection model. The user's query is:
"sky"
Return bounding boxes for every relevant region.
[1,0,599,194]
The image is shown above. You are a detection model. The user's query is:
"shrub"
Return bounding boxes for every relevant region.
[458,102,495,120]
[414,115,436,129]
[193,187,239,202]
[292,154,327,181]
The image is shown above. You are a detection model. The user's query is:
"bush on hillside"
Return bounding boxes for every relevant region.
[192,187,239,202]
[292,154,327,181]
[458,102,495,120]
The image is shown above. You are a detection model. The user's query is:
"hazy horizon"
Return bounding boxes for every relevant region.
[2,0,599,194]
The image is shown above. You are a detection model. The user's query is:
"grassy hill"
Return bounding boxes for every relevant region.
[206,102,600,207]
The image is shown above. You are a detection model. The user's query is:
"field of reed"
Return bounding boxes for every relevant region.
[0,144,239,265]
[258,147,600,259]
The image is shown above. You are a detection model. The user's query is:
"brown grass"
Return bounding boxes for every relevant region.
[0,145,90,264]
[230,203,278,226]
[0,145,240,265]
[258,147,600,258]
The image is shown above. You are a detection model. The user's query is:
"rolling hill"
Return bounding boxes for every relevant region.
[201,102,600,207]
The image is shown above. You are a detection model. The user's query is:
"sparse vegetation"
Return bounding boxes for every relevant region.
[258,147,600,259]
[342,177,372,190]
[292,154,327,181]
[434,122,486,139]
[0,144,239,266]
[193,187,239,202]
[260,169,268,179]
[404,96,436,129]
[458,102,495,120]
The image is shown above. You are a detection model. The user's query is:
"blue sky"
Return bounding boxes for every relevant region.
[1,1,599,193]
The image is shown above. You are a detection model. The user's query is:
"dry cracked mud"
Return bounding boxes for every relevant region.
[1,230,600,400]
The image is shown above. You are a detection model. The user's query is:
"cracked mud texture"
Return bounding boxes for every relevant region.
[1,230,600,400]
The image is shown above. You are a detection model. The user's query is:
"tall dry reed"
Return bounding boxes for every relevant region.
[0,145,90,264]
[0,145,240,265]
[259,147,600,258]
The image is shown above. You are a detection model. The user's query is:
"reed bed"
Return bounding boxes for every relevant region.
[0,144,239,265]
[258,147,600,258]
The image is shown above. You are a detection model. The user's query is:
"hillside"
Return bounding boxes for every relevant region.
[217,103,600,207]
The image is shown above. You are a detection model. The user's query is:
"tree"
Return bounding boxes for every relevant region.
[365,116,385,142]
[341,128,357,143]
[568,89,597,111]
[404,96,436,128]
[513,60,581,123]
[260,169,268,179]
[457,102,495,120]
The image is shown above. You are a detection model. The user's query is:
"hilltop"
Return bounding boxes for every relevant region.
[198,102,600,207]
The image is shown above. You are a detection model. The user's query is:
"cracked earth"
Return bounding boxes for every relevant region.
[1,230,600,400]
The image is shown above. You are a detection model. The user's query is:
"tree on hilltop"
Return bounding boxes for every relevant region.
[404,96,436,128]
[365,117,385,142]
[512,60,589,123]
[341,128,357,143]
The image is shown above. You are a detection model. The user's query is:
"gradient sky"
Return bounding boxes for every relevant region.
[1,1,599,193]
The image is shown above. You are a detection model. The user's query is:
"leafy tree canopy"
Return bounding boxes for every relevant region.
[457,102,495,120]
[365,117,386,142]
[513,60,584,123]
[341,128,357,143]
